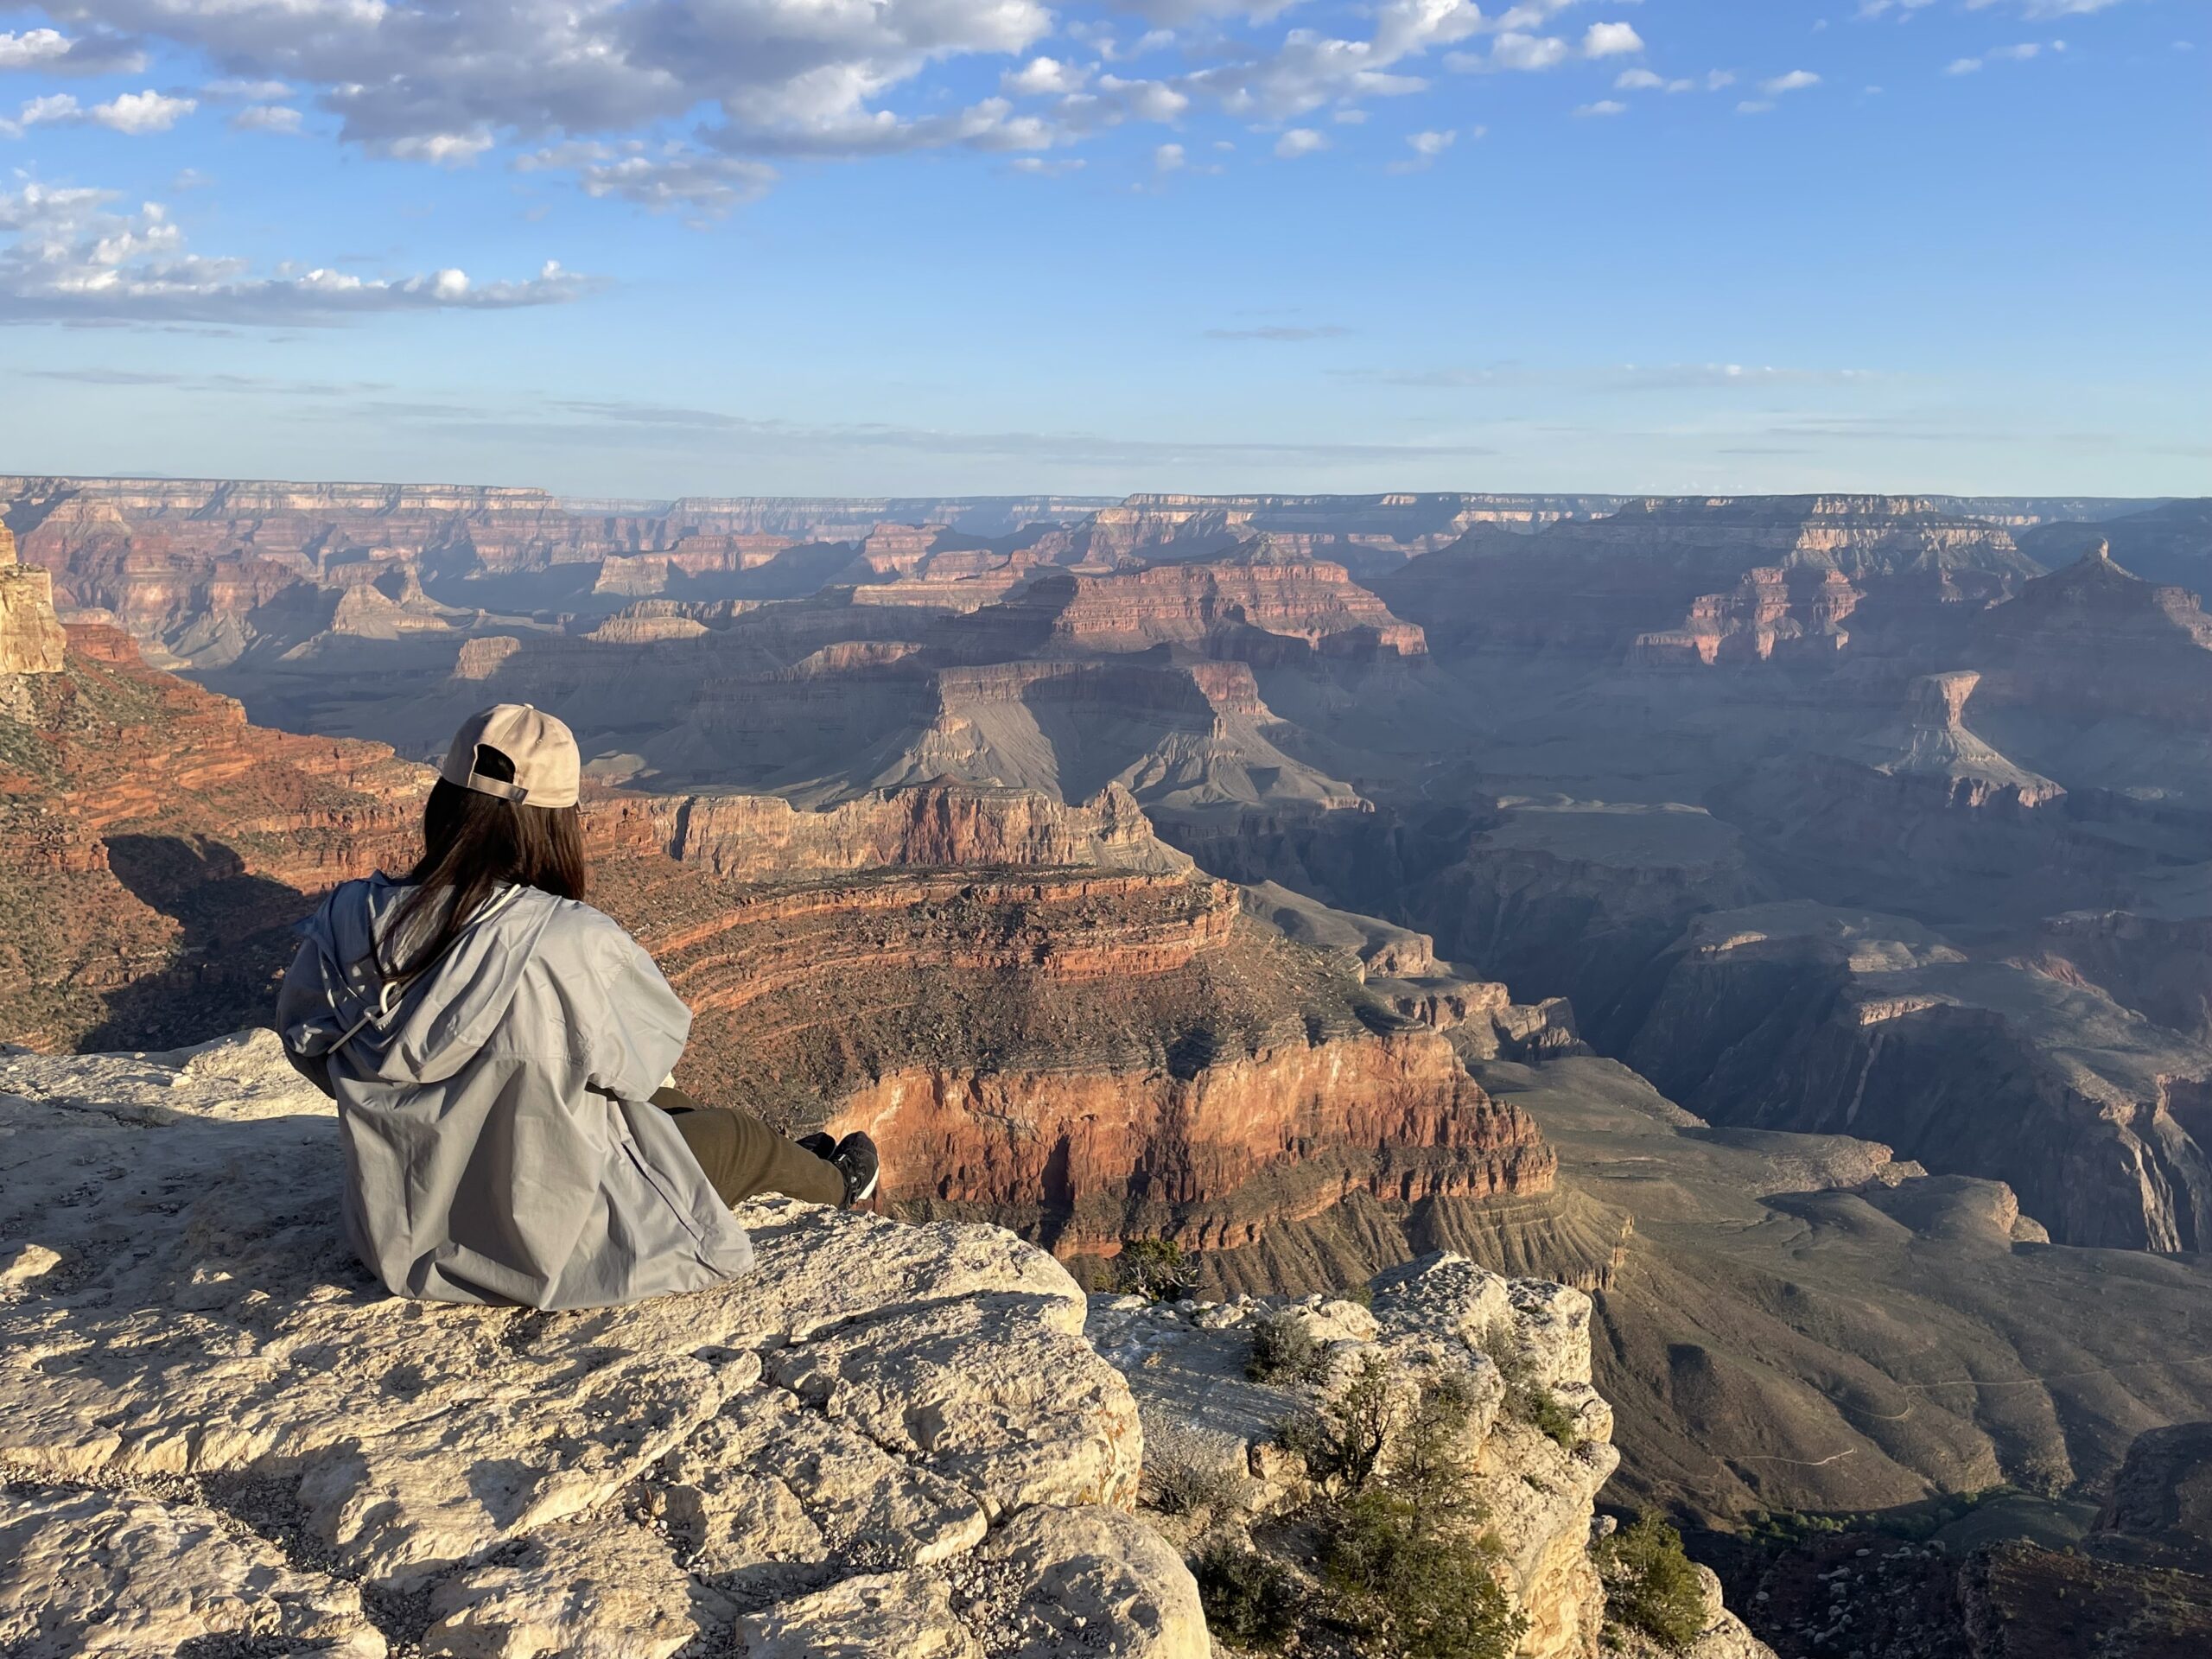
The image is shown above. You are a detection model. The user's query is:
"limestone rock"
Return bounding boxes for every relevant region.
[0,525,67,675]
[0,1489,387,1658]
[0,1031,1198,1659]
[1090,1251,1648,1659]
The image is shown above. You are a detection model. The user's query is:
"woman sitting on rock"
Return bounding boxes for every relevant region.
[276,702,878,1309]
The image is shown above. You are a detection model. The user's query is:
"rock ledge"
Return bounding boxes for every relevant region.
[0,1029,1204,1658]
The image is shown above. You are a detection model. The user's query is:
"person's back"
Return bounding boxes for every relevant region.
[277,702,876,1310]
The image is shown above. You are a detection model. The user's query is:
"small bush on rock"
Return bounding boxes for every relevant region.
[1322,1486,1526,1659]
[1598,1512,1708,1652]
[1146,1452,1246,1522]
[1246,1311,1325,1384]
[1517,1383,1580,1449]
[1193,1540,1306,1651]
[1116,1236,1196,1302]
[1276,1352,1396,1494]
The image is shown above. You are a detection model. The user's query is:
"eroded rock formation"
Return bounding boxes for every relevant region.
[0,526,66,676]
[1618,903,2212,1250]
[1090,1255,1773,1659]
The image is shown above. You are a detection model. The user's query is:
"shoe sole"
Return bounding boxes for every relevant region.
[848,1167,880,1204]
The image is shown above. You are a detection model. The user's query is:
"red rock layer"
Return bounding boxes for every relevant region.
[0,625,429,1049]
[1039,543,1427,658]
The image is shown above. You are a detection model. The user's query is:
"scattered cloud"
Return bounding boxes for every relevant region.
[1484,32,1573,73]
[1573,99,1627,116]
[1582,22,1645,58]
[231,105,304,134]
[1763,69,1822,94]
[1344,361,1881,391]
[3,88,197,137]
[1388,126,1469,171]
[0,181,591,326]
[1154,142,1185,171]
[1946,55,1984,73]
[1274,127,1328,158]
[518,143,775,214]
[410,396,1500,470]
[1004,56,1088,96]
[1205,323,1351,340]
[1965,0,2120,16]
[18,366,394,396]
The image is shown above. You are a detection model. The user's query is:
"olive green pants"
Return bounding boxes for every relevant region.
[652,1086,845,1208]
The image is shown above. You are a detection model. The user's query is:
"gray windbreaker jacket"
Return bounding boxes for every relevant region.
[276,874,753,1309]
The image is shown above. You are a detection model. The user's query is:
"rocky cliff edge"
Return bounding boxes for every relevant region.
[0,1029,1205,1658]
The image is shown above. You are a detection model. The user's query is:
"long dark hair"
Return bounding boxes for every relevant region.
[379,744,588,983]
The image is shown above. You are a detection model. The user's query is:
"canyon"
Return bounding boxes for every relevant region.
[8,478,2212,1655]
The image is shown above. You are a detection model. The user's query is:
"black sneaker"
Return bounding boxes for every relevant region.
[796,1132,836,1160]
[830,1132,880,1208]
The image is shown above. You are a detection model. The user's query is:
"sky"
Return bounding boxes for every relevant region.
[0,0,2203,499]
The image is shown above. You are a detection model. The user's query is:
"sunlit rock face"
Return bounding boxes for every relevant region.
[0,1031,1207,1659]
[0,527,67,675]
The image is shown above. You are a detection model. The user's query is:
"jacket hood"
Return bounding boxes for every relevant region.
[283,874,563,1086]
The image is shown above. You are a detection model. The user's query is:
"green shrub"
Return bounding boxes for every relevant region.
[1245,1311,1325,1384]
[1598,1513,1707,1652]
[1515,1383,1580,1449]
[1391,1372,1482,1520]
[1322,1487,1527,1659]
[1275,1353,1396,1495]
[1192,1541,1306,1651]
[1115,1236,1196,1302]
[1145,1453,1246,1522]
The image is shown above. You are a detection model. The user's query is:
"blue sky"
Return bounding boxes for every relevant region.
[0,0,2202,498]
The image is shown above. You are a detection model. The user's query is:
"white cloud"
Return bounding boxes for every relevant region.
[231,104,303,132]
[3,88,199,137]
[0,181,592,324]
[1965,0,2120,15]
[1387,125,1454,170]
[1154,140,1185,170]
[1762,69,1821,94]
[1486,32,1571,72]
[1573,98,1626,115]
[1274,126,1327,157]
[1581,22,1644,58]
[1736,99,1774,113]
[0,28,71,68]
[1990,41,2042,58]
[1945,55,1983,73]
[1615,67,1699,92]
[1005,56,1087,96]
[92,90,197,133]
[1332,107,1368,123]
[1706,69,1736,89]
[1008,155,1084,175]
[385,131,495,166]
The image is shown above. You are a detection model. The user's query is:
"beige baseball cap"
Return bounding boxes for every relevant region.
[440,703,581,809]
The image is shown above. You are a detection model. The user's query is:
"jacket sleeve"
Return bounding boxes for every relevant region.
[275,937,338,1099]
[577,918,694,1105]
